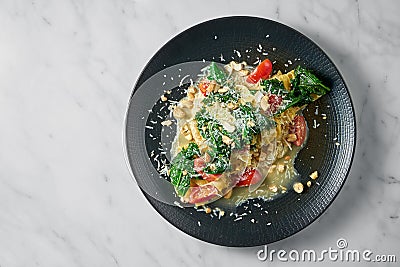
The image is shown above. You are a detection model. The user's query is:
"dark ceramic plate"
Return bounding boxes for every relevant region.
[125,16,356,247]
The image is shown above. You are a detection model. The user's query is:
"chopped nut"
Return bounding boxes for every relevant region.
[224,190,233,199]
[238,69,250,76]
[231,61,245,71]
[180,99,194,108]
[173,107,185,119]
[205,207,212,214]
[247,120,255,127]
[260,95,270,111]
[277,164,285,173]
[207,81,216,92]
[161,120,173,126]
[184,133,193,141]
[227,102,238,110]
[286,133,297,142]
[187,92,195,101]
[222,135,233,145]
[161,95,167,101]
[188,86,197,94]
[209,163,216,171]
[307,181,312,187]
[293,182,304,193]
[309,170,318,180]
[280,185,287,193]
[268,165,277,173]
[182,170,188,176]
[218,86,229,93]
[269,185,278,192]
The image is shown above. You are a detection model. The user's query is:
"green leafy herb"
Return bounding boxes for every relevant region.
[232,103,273,146]
[195,109,232,174]
[202,89,239,106]
[203,155,230,174]
[169,143,201,196]
[292,66,330,95]
[261,79,288,95]
[282,66,330,111]
[181,142,200,159]
[261,66,330,115]
[207,62,227,85]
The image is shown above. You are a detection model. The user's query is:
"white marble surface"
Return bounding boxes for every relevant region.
[1,0,399,266]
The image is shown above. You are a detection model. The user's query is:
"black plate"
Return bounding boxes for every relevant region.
[125,16,356,247]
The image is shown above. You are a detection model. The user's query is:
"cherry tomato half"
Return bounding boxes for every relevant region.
[292,115,307,147]
[193,157,206,172]
[198,80,210,96]
[246,59,273,84]
[236,168,263,187]
[189,184,219,204]
[268,94,283,114]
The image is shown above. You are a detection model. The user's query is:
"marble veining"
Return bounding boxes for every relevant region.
[0,0,399,266]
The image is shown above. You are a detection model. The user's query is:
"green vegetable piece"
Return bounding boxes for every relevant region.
[169,165,183,188]
[263,66,330,115]
[182,142,200,159]
[207,62,227,85]
[175,175,190,196]
[202,89,239,106]
[233,104,268,146]
[204,155,229,174]
[292,66,330,95]
[169,142,201,197]
[261,79,288,95]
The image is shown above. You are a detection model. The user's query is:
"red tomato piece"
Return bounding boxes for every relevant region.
[236,168,263,187]
[268,94,283,114]
[246,59,273,84]
[198,80,210,96]
[193,157,206,172]
[189,184,219,204]
[292,115,307,146]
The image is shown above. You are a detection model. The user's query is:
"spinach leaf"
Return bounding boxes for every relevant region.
[169,142,200,196]
[283,66,330,111]
[261,79,288,95]
[261,66,330,115]
[232,104,272,146]
[207,62,227,85]
[195,109,232,174]
[204,155,230,174]
[181,142,200,159]
[195,109,230,154]
[292,66,330,95]
[202,89,239,106]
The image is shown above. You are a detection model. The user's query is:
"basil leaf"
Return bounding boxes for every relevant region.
[207,62,227,85]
